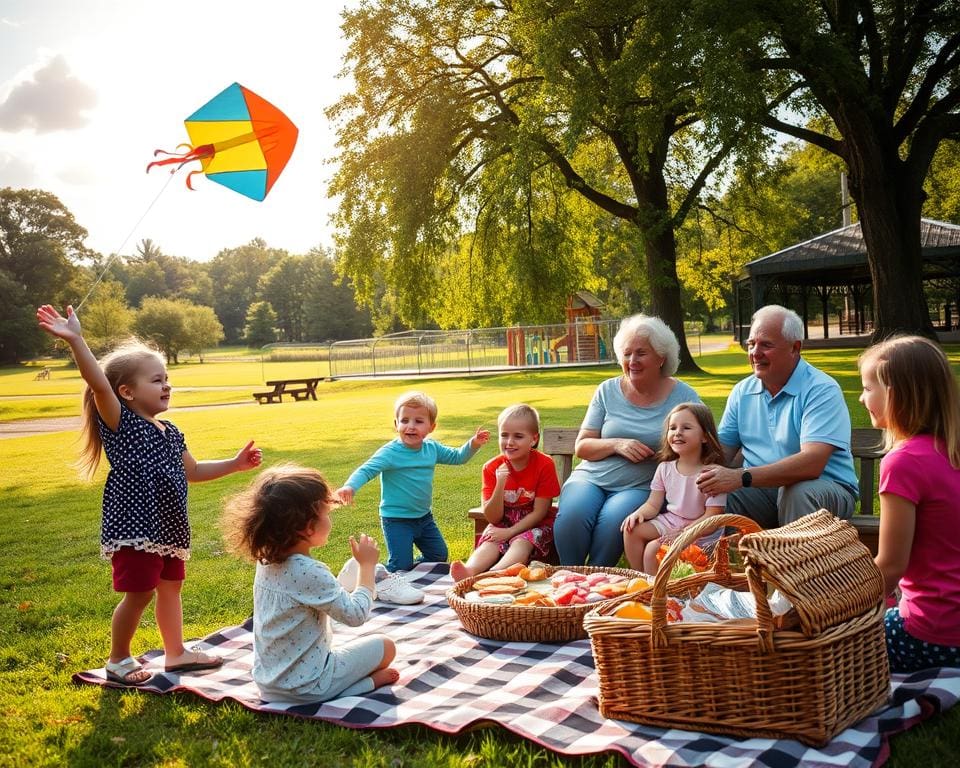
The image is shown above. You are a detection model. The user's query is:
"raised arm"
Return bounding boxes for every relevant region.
[36,304,120,430]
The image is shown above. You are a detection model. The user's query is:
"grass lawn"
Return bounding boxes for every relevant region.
[1,345,958,766]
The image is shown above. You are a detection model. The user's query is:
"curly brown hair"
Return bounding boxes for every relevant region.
[221,463,336,564]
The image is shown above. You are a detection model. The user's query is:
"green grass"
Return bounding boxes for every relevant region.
[1,347,958,767]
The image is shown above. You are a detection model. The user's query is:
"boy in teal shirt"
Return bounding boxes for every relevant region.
[336,392,489,599]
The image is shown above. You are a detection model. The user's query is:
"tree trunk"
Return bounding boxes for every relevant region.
[841,120,935,342]
[639,220,701,373]
[633,159,702,374]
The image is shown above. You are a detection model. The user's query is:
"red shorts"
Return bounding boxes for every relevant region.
[111,547,185,592]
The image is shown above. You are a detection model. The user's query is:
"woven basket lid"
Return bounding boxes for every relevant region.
[738,509,884,636]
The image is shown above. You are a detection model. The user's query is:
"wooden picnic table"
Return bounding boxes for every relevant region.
[253,377,323,404]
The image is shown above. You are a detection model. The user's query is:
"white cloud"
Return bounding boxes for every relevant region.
[0,54,97,133]
[0,151,37,187]
[56,161,99,186]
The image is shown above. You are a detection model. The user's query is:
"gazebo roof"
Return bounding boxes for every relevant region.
[741,218,960,280]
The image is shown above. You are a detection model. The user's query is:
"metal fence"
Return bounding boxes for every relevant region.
[326,319,622,378]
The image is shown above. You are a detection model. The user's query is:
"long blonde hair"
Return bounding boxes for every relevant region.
[859,336,960,468]
[78,339,166,478]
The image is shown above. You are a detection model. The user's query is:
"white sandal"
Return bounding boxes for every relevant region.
[104,656,153,686]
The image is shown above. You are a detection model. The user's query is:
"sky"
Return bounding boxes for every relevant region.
[0,0,357,263]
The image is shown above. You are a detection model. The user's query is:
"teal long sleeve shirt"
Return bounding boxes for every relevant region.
[344,437,478,519]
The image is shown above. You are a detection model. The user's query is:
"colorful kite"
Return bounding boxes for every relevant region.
[146,82,298,201]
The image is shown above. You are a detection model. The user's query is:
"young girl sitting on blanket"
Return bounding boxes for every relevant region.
[450,404,561,581]
[222,464,398,703]
[620,402,726,575]
[859,336,960,672]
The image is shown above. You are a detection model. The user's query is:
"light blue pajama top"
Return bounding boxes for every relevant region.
[253,554,374,703]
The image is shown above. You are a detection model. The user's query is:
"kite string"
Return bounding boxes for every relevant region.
[74,170,177,311]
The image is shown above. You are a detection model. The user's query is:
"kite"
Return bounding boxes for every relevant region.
[146,82,298,201]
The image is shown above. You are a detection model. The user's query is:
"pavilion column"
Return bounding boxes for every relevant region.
[800,286,810,340]
[816,285,830,339]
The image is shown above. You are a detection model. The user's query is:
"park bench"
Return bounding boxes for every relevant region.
[34,367,50,380]
[467,426,884,558]
[253,377,323,404]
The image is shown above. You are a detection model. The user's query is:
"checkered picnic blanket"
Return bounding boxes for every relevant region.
[74,563,960,768]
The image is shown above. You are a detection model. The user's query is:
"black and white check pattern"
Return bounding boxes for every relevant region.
[74,563,960,768]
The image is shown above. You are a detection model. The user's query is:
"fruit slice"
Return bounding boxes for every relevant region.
[614,601,653,620]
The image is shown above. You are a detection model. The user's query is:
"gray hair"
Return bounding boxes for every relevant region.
[613,314,680,376]
[751,305,804,343]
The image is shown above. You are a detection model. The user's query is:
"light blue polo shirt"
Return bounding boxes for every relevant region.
[717,358,858,494]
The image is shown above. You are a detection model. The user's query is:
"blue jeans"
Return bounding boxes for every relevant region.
[553,479,650,566]
[381,513,448,572]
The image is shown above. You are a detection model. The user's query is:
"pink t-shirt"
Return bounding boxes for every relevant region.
[482,450,562,522]
[879,434,960,646]
[651,460,726,521]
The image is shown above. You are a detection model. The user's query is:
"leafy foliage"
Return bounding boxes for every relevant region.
[0,187,89,362]
[700,0,960,338]
[327,0,766,368]
[243,300,278,348]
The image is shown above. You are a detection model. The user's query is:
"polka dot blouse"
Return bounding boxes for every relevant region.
[98,403,189,560]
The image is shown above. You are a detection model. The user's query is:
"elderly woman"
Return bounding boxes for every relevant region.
[553,314,701,566]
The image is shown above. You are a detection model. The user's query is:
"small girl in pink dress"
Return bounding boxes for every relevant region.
[621,402,726,574]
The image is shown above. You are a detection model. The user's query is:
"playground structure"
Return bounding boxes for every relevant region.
[326,319,616,379]
[506,291,607,366]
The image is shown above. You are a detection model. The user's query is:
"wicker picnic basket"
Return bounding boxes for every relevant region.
[583,510,891,747]
[446,565,643,643]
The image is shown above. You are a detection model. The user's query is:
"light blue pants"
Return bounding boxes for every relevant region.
[553,479,650,566]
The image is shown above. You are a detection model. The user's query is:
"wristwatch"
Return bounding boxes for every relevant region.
[741,470,753,488]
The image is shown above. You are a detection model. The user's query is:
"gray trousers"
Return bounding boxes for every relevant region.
[724,478,857,528]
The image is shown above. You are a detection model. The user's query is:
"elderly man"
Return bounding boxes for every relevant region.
[696,304,858,527]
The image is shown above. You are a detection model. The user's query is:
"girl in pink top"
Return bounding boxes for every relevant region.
[450,404,561,581]
[859,336,960,672]
[621,403,726,574]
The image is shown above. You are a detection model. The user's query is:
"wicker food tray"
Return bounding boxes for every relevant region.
[446,565,643,643]
[584,511,891,747]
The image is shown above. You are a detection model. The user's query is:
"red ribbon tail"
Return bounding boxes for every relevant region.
[146,144,215,175]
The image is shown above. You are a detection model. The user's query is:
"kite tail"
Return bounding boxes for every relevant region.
[145,144,215,174]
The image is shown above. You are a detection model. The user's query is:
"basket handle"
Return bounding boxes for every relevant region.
[650,513,768,650]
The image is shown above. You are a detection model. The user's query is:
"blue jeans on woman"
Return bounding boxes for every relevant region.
[553,479,650,566]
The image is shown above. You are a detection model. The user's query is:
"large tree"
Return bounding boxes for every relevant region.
[0,188,89,362]
[329,0,762,370]
[205,239,286,343]
[705,0,960,340]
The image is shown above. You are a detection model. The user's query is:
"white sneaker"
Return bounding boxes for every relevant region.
[337,558,360,591]
[375,572,424,605]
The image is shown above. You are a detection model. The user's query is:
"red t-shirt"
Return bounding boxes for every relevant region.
[481,450,561,523]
